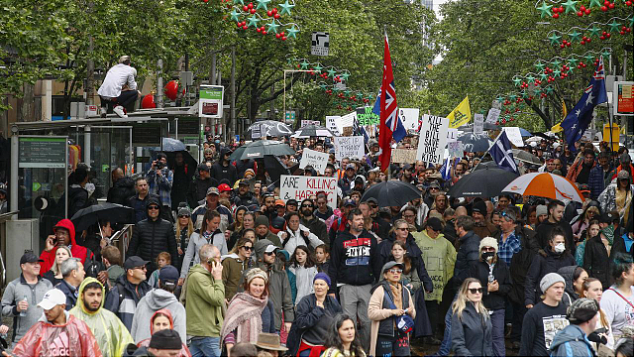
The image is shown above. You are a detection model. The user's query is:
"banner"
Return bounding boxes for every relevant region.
[416,114,450,165]
[502,127,524,147]
[448,141,464,158]
[391,149,417,164]
[473,114,484,134]
[280,175,337,210]
[325,116,342,136]
[333,136,365,161]
[299,149,329,174]
[447,96,471,128]
[398,108,420,132]
[486,108,501,124]
[300,120,321,127]
[356,107,380,126]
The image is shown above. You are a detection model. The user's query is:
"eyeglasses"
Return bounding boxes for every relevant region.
[369,205,378,209]
[178,215,190,218]
[388,268,403,274]
[396,227,409,231]
[468,288,483,294]
[148,206,160,210]
[242,246,253,251]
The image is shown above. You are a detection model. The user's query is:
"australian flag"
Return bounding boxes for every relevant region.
[489,131,519,174]
[562,57,607,152]
[377,34,407,171]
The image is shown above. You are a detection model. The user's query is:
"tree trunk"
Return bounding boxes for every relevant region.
[19,83,35,122]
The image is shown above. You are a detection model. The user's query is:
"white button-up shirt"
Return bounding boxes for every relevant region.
[97,64,137,98]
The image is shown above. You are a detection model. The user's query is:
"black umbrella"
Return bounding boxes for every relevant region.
[361,180,422,207]
[161,137,187,152]
[297,124,334,137]
[447,166,518,198]
[232,140,295,161]
[458,133,493,153]
[71,203,134,233]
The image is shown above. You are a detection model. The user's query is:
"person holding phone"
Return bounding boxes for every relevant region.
[38,219,94,276]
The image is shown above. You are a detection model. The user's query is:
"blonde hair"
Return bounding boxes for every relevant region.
[176,216,194,242]
[52,246,72,275]
[452,278,489,320]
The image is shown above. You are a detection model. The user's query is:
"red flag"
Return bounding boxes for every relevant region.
[378,34,398,172]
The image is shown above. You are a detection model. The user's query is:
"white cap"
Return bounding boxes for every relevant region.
[264,245,278,254]
[553,142,560,149]
[529,142,537,147]
[38,289,66,310]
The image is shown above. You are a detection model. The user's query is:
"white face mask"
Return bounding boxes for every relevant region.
[554,243,566,253]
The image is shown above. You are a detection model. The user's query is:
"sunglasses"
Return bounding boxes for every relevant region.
[396,227,409,231]
[301,204,314,208]
[148,206,160,210]
[242,246,253,251]
[178,215,190,218]
[388,268,403,274]
[468,288,483,294]
[264,251,276,255]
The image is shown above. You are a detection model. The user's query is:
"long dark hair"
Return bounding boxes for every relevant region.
[290,245,315,268]
[324,314,365,357]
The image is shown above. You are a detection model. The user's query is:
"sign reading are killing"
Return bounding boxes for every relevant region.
[280,175,338,210]
[416,114,449,165]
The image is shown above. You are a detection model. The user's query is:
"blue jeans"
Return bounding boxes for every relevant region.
[490,309,506,357]
[189,336,221,357]
[426,308,452,357]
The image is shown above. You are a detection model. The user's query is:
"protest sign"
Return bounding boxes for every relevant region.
[503,127,524,147]
[251,124,262,139]
[326,116,342,136]
[356,107,380,126]
[299,149,329,174]
[301,120,321,127]
[416,114,449,165]
[391,149,417,164]
[281,175,337,210]
[473,114,484,134]
[399,108,420,132]
[447,128,458,142]
[334,136,365,161]
[339,112,356,128]
[448,141,464,158]
[486,108,500,124]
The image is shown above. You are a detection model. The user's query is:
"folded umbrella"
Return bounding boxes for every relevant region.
[361,180,422,207]
[502,172,584,202]
[71,202,135,233]
[447,166,518,198]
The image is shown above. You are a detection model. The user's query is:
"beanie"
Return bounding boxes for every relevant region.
[244,268,268,285]
[314,272,331,287]
[479,237,499,253]
[540,273,566,294]
[255,215,270,228]
[567,298,600,324]
[149,329,182,350]
[536,205,548,218]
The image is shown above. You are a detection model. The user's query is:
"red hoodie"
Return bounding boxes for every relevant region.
[137,309,191,357]
[39,219,92,275]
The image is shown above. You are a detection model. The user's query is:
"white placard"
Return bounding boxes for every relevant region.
[503,127,524,147]
[416,114,450,165]
[281,175,337,210]
[300,120,321,128]
[448,141,464,158]
[311,32,330,56]
[299,149,329,174]
[326,116,342,136]
[486,108,501,124]
[399,108,420,132]
[333,136,365,161]
[446,128,458,142]
[473,114,484,135]
[339,111,356,128]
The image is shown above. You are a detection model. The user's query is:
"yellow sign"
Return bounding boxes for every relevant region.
[603,123,620,151]
[447,96,472,128]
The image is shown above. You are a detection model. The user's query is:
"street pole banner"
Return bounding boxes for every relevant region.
[398,108,420,132]
[473,113,484,135]
[486,108,500,124]
[448,141,464,159]
[281,175,337,210]
[299,149,329,174]
[391,149,417,164]
[326,116,342,136]
[416,114,450,165]
[502,127,524,147]
[333,136,365,161]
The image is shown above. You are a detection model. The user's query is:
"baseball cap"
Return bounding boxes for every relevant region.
[124,256,150,271]
[177,207,191,217]
[344,199,356,207]
[429,181,441,189]
[264,245,279,254]
[567,298,600,324]
[159,265,179,284]
[599,212,617,224]
[578,183,591,194]
[366,197,378,205]
[275,199,286,207]
[472,200,487,214]
[38,288,66,310]
[20,252,44,265]
[286,199,298,207]
[197,163,210,172]
[218,183,232,193]
[381,261,404,274]
[346,164,355,170]
[426,217,444,232]
[239,179,250,187]
[206,187,220,196]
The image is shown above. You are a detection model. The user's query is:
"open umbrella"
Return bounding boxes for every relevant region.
[447,166,518,198]
[458,133,493,153]
[512,149,542,166]
[246,120,294,138]
[525,136,543,143]
[361,180,422,207]
[501,172,584,202]
[232,140,295,161]
[161,137,187,152]
[71,202,135,233]
[457,123,500,131]
[296,125,334,138]
[518,128,532,137]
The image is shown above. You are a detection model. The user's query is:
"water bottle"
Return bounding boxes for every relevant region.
[19,296,27,317]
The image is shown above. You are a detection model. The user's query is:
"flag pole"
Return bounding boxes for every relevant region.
[471,130,502,171]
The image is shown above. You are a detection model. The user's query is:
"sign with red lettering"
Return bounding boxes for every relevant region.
[280,175,337,211]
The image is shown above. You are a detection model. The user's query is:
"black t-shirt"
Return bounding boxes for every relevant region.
[520,301,569,357]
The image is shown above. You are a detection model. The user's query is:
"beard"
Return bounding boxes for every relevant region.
[302,209,312,217]
[83,300,100,312]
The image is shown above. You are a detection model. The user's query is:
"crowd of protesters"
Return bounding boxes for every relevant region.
[0,132,633,358]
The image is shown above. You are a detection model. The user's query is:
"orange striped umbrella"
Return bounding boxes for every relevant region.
[501,172,585,202]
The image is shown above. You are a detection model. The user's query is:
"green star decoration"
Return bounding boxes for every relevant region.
[535,61,545,71]
[588,0,602,8]
[319,83,327,90]
[534,88,542,95]
[513,77,522,86]
[344,90,352,97]
[551,59,562,68]
[589,25,602,38]
[233,0,245,5]
[508,94,517,101]
[540,73,549,81]
[266,20,280,33]
[521,90,529,99]
[340,73,350,81]
[526,75,536,83]
[313,64,322,73]
[247,15,260,27]
[601,50,611,60]
[608,20,622,33]
[562,0,579,14]
[548,33,562,45]
[545,86,554,95]
[279,0,295,15]
[230,9,241,22]
[537,1,553,18]
[300,60,309,70]
[496,96,505,103]
[327,68,337,78]
[567,57,578,67]
[256,0,271,10]
[553,69,561,77]
[584,54,595,64]
[629,16,633,28]
[286,26,300,39]
[568,30,582,43]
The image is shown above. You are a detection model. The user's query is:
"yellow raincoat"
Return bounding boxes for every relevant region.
[69,277,134,357]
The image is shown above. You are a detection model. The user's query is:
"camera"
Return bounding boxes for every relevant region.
[156,161,165,170]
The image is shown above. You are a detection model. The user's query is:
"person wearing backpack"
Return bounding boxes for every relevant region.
[278,212,324,254]
[104,256,152,331]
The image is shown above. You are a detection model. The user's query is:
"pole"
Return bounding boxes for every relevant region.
[157,59,164,108]
[85,1,95,106]
[283,70,312,121]
[231,45,236,138]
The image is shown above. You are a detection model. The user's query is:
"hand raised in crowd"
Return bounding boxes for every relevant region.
[177,278,184,286]
[211,260,223,281]
[97,271,108,286]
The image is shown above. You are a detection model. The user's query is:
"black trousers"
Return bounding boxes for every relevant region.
[100,90,138,113]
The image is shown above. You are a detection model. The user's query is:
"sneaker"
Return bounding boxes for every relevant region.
[100,107,107,118]
[113,105,128,118]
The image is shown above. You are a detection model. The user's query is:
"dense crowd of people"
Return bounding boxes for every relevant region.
[0,133,633,357]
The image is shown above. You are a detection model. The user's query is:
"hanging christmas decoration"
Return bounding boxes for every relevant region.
[535,0,632,19]
[546,16,633,48]
[220,0,300,40]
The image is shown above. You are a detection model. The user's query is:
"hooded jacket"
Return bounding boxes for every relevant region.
[221,254,253,300]
[550,324,596,357]
[450,302,494,357]
[453,230,481,288]
[508,226,541,305]
[39,219,93,275]
[278,223,324,253]
[557,266,581,307]
[412,230,457,303]
[211,148,238,184]
[1,274,53,343]
[328,229,381,293]
[69,277,134,357]
[12,310,102,357]
[135,309,191,357]
[179,229,227,279]
[104,275,152,331]
[583,235,612,289]
[185,264,225,337]
[130,288,186,344]
[127,201,177,272]
[107,176,137,206]
[256,258,294,330]
[524,248,576,306]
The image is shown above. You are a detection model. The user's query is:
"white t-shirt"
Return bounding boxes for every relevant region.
[97,63,137,98]
[600,285,635,338]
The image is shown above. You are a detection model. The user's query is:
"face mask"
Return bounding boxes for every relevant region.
[215,140,220,144]
[481,252,495,262]
[554,243,565,253]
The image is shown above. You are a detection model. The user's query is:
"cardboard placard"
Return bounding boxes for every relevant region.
[299,149,329,174]
[486,108,501,124]
[280,175,337,210]
[416,114,450,165]
[399,108,420,132]
[300,120,321,128]
[391,149,417,164]
[326,116,342,136]
[447,128,458,143]
[502,127,524,147]
[334,136,365,161]
[448,141,464,158]
[473,113,484,135]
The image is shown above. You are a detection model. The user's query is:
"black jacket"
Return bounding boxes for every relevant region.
[301,216,328,246]
[524,248,576,306]
[55,279,78,311]
[583,235,612,289]
[328,229,382,293]
[536,220,574,253]
[378,233,433,293]
[127,217,177,273]
[127,194,161,223]
[211,161,237,185]
[453,231,480,288]
[234,192,259,208]
[107,177,136,206]
[508,226,541,305]
[610,230,634,259]
[187,177,218,208]
[171,163,193,210]
[67,184,88,218]
[450,302,494,357]
[286,294,342,356]
[468,260,512,311]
